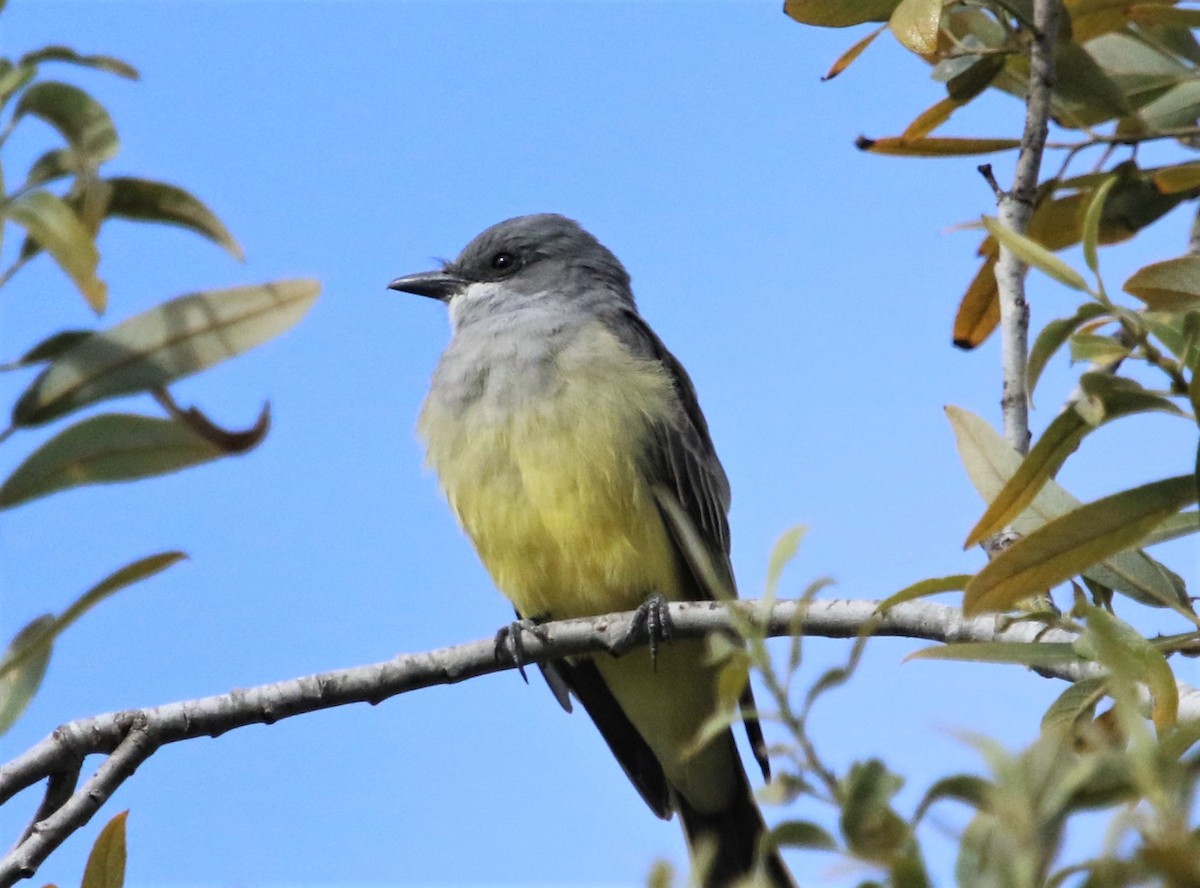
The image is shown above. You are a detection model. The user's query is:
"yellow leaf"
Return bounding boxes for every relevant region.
[952,252,1000,349]
[766,525,807,599]
[857,136,1019,156]
[1027,192,1089,251]
[964,381,1181,551]
[81,811,128,888]
[5,190,106,313]
[1126,5,1200,27]
[963,475,1198,615]
[947,406,1190,610]
[902,97,961,139]
[877,574,971,610]
[823,25,887,80]
[1152,163,1200,195]
[889,0,942,54]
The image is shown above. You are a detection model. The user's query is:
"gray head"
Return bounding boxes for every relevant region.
[388,214,634,329]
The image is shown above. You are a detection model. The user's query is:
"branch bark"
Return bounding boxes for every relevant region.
[994,0,1062,455]
[2,596,1196,886]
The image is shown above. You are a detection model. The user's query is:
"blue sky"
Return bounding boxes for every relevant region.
[1,2,1197,886]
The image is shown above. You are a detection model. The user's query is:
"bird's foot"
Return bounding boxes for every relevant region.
[494,617,549,684]
[618,594,674,669]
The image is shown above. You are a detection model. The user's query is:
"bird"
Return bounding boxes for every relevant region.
[390,213,794,887]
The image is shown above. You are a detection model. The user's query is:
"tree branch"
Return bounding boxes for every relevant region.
[994,0,1061,456]
[1,596,1195,886]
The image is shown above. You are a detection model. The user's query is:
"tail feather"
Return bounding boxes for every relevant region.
[674,763,797,888]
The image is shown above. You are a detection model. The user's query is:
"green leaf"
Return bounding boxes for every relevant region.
[906,641,1081,667]
[57,552,185,637]
[1125,255,1200,311]
[839,760,908,863]
[946,55,1005,102]
[876,574,971,610]
[1142,310,1200,367]
[1082,176,1117,275]
[1139,80,1200,130]
[0,553,181,730]
[0,62,35,107]
[81,810,128,888]
[12,279,320,427]
[770,820,838,851]
[4,190,106,311]
[963,475,1198,615]
[1067,332,1130,364]
[981,215,1090,292]
[912,774,990,823]
[888,839,931,888]
[646,860,674,888]
[0,616,54,735]
[0,553,186,687]
[1051,41,1134,127]
[0,413,227,509]
[19,46,139,79]
[758,772,812,807]
[1102,165,1193,239]
[1084,605,1178,730]
[963,377,1184,550]
[1040,676,1106,735]
[784,0,900,27]
[947,405,1189,609]
[1027,303,1108,397]
[2,329,92,370]
[23,148,77,188]
[13,81,119,167]
[1084,552,1189,611]
[765,525,806,600]
[954,813,1005,888]
[104,177,243,260]
[715,655,750,710]
[16,177,243,268]
[1143,509,1199,546]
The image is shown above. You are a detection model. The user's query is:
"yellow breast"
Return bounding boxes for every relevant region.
[419,323,683,620]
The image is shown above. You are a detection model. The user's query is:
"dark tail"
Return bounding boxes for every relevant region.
[674,765,797,888]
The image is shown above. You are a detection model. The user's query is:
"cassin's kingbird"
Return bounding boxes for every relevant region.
[390,214,794,888]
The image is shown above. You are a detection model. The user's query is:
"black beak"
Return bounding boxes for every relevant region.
[387,269,468,302]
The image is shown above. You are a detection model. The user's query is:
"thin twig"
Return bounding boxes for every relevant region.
[2,724,153,884]
[0,596,1195,886]
[994,0,1062,455]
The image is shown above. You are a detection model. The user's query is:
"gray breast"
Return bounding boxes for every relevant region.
[429,314,579,416]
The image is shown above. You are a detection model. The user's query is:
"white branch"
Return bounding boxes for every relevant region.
[994,0,1062,455]
[1,596,1195,886]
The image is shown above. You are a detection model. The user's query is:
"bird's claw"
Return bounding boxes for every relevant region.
[620,594,674,669]
[494,618,548,683]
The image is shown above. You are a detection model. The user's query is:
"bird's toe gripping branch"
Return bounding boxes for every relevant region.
[616,593,675,669]
[493,617,550,683]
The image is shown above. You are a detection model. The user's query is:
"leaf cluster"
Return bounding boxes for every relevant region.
[0,27,319,738]
[697,5,1200,885]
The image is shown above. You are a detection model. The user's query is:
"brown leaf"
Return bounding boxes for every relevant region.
[953,252,1000,349]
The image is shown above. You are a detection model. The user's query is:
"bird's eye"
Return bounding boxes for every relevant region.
[490,251,517,272]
